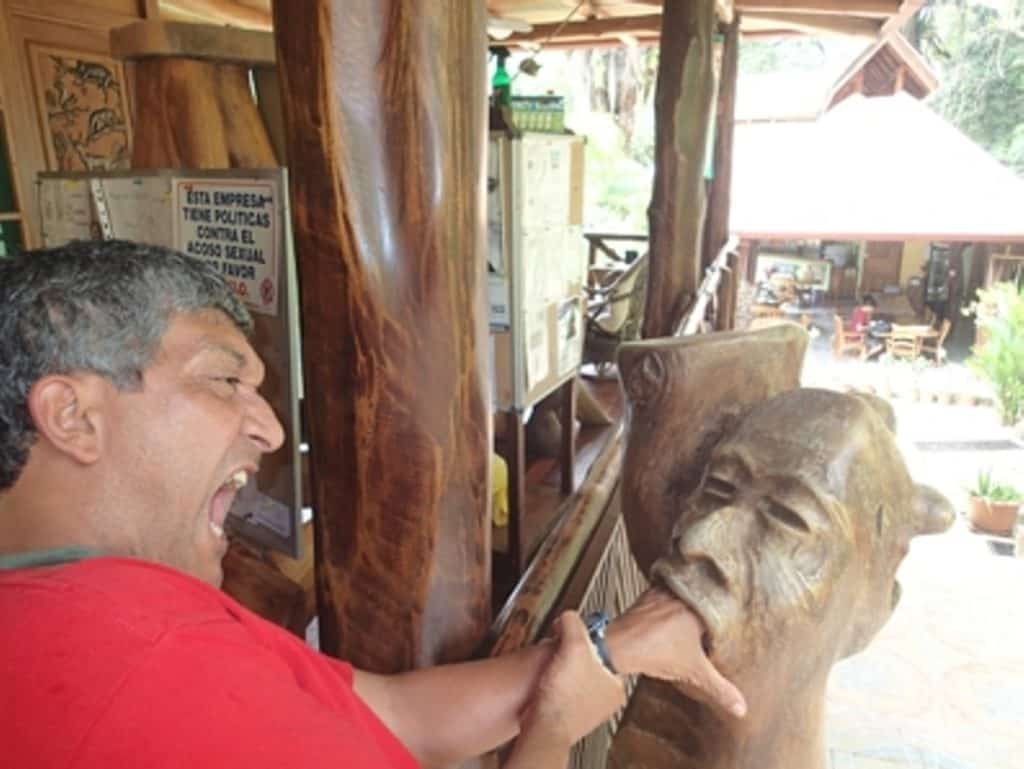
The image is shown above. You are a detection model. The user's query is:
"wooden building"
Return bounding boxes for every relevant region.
[0,0,921,765]
[731,37,1024,344]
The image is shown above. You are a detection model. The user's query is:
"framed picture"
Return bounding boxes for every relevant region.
[28,45,132,172]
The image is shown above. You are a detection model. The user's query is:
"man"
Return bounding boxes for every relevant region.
[0,241,745,769]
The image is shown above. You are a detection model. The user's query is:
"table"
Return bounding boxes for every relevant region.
[869,325,938,361]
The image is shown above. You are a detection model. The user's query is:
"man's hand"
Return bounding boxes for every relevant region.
[517,611,626,751]
[605,587,747,718]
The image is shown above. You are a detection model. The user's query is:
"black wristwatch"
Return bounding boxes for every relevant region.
[585,611,618,675]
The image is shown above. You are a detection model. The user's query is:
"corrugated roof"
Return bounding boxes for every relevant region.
[730,93,1024,242]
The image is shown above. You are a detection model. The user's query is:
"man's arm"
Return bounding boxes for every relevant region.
[354,588,746,769]
[353,641,553,768]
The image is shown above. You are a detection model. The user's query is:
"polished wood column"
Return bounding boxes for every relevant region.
[643,0,718,338]
[273,1,491,672]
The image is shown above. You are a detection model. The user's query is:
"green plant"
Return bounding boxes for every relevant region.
[967,282,1024,425]
[969,468,1023,502]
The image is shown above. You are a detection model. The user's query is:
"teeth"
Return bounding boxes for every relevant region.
[210,521,225,538]
[230,470,248,489]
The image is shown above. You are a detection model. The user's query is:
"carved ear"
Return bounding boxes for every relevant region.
[851,392,897,433]
[913,484,955,535]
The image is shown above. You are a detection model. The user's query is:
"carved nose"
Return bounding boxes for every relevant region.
[674,509,743,595]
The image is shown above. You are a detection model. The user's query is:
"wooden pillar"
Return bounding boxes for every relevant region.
[273,1,492,672]
[704,16,739,330]
[642,0,718,338]
[893,64,906,94]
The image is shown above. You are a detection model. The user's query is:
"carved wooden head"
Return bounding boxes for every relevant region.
[619,327,953,681]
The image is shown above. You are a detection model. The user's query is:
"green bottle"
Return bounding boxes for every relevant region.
[491,46,512,109]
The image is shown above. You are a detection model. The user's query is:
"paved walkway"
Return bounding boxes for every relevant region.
[797,312,1024,769]
[826,520,1024,769]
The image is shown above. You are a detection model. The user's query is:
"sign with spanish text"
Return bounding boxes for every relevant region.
[172,178,280,316]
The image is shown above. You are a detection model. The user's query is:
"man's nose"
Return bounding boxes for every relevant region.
[674,508,746,594]
[244,391,286,453]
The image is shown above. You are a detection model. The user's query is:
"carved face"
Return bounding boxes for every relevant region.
[650,389,952,679]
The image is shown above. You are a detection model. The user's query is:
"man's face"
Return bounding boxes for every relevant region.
[101,310,284,585]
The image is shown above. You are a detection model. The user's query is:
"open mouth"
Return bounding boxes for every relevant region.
[651,557,718,656]
[208,469,249,540]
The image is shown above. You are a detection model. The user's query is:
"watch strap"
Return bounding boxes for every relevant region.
[585,611,618,675]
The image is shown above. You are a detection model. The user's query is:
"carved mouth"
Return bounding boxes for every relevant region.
[651,557,720,655]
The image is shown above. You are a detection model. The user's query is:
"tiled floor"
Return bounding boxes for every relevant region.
[825,521,1024,769]
[801,314,1024,769]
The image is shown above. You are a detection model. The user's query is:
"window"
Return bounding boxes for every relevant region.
[0,110,23,257]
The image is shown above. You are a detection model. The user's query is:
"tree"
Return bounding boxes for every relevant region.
[908,0,1024,175]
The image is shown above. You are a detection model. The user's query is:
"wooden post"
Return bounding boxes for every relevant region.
[893,64,906,94]
[273,1,492,672]
[559,378,576,496]
[705,16,740,330]
[643,0,718,338]
[112,22,278,169]
[504,411,527,575]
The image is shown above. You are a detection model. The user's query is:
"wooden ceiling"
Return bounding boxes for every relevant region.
[157,0,919,44]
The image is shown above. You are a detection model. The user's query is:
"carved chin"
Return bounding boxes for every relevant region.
[891,580,902,609]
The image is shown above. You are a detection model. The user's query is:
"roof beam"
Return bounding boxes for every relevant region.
[158,0,272,30]
[744,10,882,36]
[505,13,663,43]
[737,0,899,17]
[520,33,662,50]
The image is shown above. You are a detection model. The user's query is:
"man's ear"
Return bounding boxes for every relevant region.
[27,373,109,466]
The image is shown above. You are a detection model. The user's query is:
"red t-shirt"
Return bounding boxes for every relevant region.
[0,557,420,769]
[850,306,873,331]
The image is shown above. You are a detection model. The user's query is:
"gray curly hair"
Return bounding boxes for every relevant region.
[0,240,251,491]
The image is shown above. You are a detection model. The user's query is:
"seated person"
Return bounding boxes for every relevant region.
[849,294,877,332]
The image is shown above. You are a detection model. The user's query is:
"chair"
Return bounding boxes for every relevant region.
[833,314,866,360]
[886,326,923,361]
[920,319,952,364]
[583,254,649,375]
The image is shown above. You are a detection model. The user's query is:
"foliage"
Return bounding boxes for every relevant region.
[969,467,1023,501]
[739,38,828,73]
[738,36,866,77]
[967,282,1024,424]
[500,47,658,232]
[908,0,1024,175]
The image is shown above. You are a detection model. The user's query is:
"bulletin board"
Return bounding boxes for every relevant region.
[488,132,588,411]
[37,168,304,558]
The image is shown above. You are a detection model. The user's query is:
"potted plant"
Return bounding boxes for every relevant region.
[967,468,1023,536]
[966,282,1024,425]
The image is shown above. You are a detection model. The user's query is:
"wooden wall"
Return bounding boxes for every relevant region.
[0,0,151,249]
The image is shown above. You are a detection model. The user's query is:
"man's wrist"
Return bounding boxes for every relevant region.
[603,619,637,676]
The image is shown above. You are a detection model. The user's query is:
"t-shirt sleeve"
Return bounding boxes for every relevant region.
[70,628,419,769]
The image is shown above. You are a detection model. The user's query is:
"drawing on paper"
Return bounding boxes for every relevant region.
[30,46,132,172]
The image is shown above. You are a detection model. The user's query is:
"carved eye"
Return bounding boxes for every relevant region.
[702,475,735,502]
[758,498,810,533]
